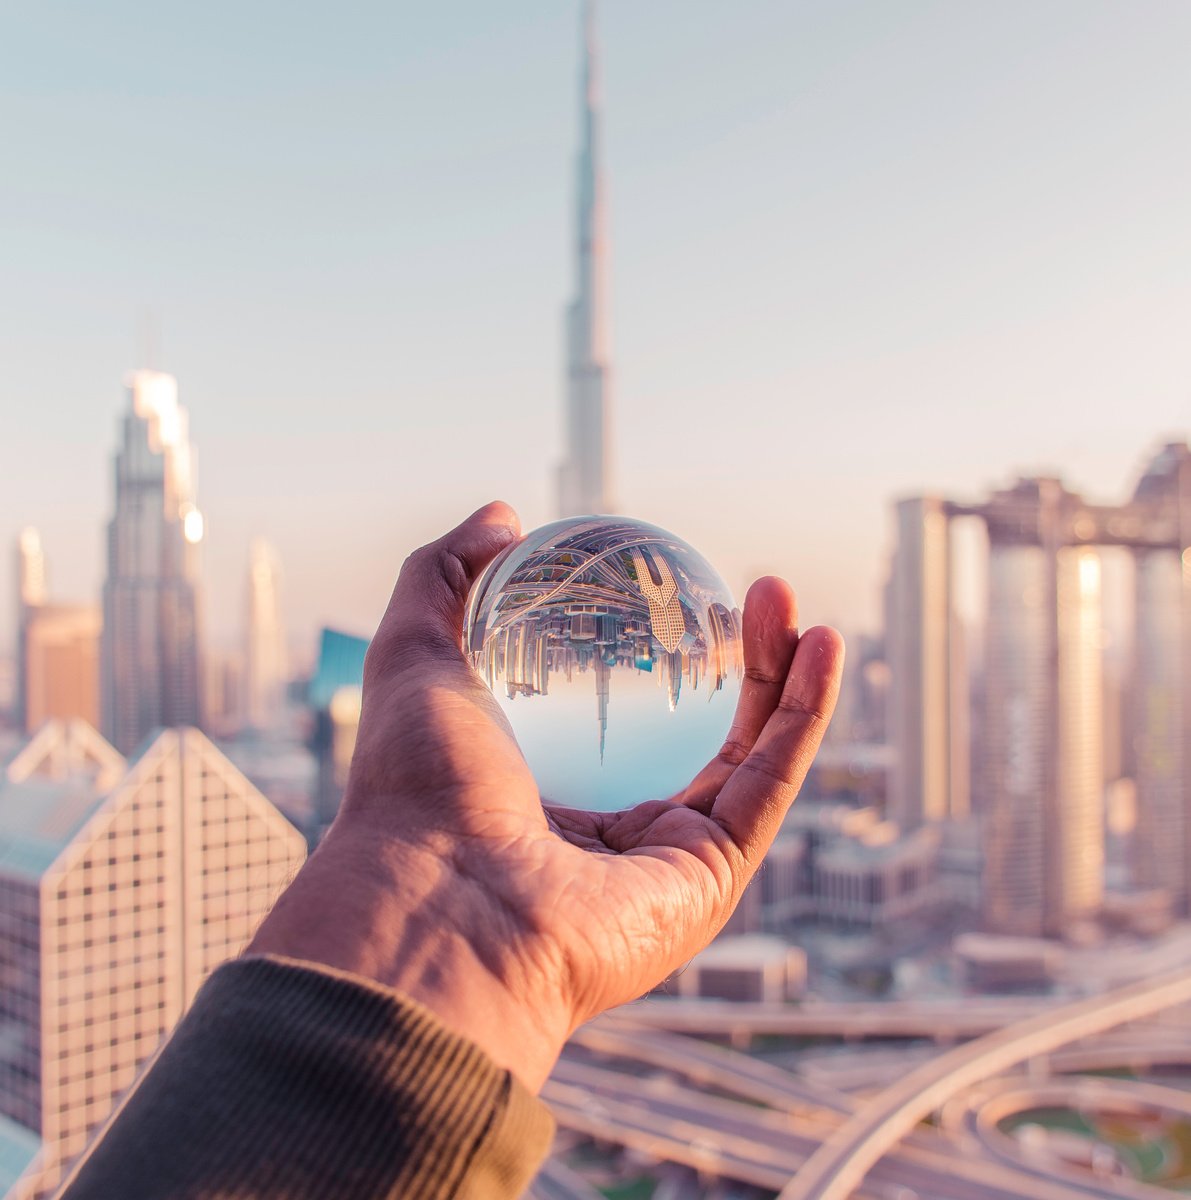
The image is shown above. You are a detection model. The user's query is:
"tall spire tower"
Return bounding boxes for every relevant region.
[558,0,613,517]
[101,370,205,754]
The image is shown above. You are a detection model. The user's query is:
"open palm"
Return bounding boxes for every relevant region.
[256,503,843,1090]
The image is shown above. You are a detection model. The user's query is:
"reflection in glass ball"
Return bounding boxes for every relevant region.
[464,516,743,811]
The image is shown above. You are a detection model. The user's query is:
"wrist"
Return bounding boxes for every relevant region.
[247,821,571,1091]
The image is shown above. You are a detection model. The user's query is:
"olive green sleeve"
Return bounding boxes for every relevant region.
[59,955,555,1199]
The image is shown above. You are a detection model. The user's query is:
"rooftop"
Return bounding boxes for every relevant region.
[0,720,124,882]
[0,1112,40,1196]
[695,934,804,969]
[0,774,106,881]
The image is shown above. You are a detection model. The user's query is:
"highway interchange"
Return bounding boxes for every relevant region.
[528,967,1191,1200]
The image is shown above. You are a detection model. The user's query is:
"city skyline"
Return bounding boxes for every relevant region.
[887,443,1191,938]
[2,2,1190,649]
[4,6,1191,1192]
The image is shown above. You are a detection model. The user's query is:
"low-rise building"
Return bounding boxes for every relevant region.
[673,934,807,1004]
[758,803,945,931]
[953,932,1065,992]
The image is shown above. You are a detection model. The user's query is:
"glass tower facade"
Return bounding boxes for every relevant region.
[101,371,205,755]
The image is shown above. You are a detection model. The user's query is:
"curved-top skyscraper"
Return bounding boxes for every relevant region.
[557,0,613,517]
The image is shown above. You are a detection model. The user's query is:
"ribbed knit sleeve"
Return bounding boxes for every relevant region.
[59,955,556,1200]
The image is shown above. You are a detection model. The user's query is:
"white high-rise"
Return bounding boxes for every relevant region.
[886,497,968,830]
[980,480,1105,937]
[244,539,286,731]
[14,528,47,729]
[101,370,205,755]
[1130,443,1191,908]
[557,0,613,517]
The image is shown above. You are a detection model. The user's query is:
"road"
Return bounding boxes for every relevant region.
[778,964,1191,1200]
[945,1074,1191,1200]
[604,996,1050,1041]
[570,1019,854,1114]
[547,1051,1101,1200]
[525,1158,607,1200]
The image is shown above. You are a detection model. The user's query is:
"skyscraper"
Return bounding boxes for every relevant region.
[557,0,613,517]
[100,370,205,755]
[967,479,1106,937]
[14,528,47,729]
[886,497,968,831]
[885,444,1191,935]
[0,721,306,1200]
[14,530,101,734]
[22,606,101,733]
[244,539,286,731]
[1130,443,1191,908]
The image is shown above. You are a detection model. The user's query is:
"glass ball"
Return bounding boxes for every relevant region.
[465,516,743,811]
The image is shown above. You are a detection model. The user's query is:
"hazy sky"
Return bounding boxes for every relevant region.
[3,1,1189,658]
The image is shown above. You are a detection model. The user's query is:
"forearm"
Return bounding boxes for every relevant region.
[59,956,555,1200]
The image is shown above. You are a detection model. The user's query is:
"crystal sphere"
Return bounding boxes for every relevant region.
[464,516,743,811]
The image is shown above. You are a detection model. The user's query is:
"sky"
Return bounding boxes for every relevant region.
[2,0,1190,660]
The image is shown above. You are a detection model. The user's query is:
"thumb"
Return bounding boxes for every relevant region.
[364,501,521,688]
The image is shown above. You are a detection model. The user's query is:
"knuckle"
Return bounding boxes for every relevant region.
[743,665,785,687]
[434,545,473,605]
[400,542,469,603]
[778,691,830,725]
[737,755,796,791]
[717,736,752,767]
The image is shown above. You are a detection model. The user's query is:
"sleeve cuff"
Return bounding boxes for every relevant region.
[63,954,556,1199]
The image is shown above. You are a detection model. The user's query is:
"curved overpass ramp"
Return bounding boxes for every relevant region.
[941,1075,1191,1200]
[778,965,1191,1200]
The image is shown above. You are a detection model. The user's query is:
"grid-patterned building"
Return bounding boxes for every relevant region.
[0,721,306,1199]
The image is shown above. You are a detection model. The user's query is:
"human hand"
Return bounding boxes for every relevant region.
[249,502,844,1090]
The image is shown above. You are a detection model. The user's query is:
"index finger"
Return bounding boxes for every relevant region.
[673,576,800,813]
[709,625,845,864]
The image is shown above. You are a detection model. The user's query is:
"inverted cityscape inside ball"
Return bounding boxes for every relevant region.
[464,516,743,811]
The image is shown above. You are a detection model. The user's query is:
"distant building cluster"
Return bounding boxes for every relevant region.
[885,441,1191,941]
[3,370,316,1194]
[721,802,945,941]
[13,372,291,755]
